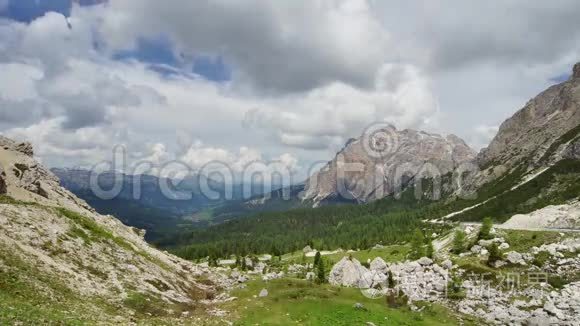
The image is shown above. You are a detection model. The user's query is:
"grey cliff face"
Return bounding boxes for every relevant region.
[478,62,580,172]
[301,127,476,205]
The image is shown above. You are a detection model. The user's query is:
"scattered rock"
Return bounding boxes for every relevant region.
[523,317,551,326]
[441,259,453,270]
[353,302,366,310]
[369,257,387,273]
[478,237,505,248]
[506,251,526,265]
[259,289,268,297]
[303,245,313,253]
[543,301,564,319]
[471,245,483,254]
[329,257,370,288]
[417,257,433,266]
[499,243,510,250]
[493,260,507,268]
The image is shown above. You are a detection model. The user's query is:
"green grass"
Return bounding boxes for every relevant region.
[0,195,36,206]
[224,279,477,325]
[57,207,136,251]
[56,207,171,270]
[500,230,566,253]
[0,246,97,324]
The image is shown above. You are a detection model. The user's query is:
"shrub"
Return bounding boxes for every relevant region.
[478,217,493,240]
[452,230,466,254]
[410,228,426,260]
[487,243,502,266]
[532,251,550,267]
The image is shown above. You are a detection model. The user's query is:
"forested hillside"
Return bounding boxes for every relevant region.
[169,158,580,260]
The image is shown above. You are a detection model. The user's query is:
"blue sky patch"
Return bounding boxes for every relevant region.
[0,0,104,23]
[192,56,231,82]
[113,37,179,66]
[113,37,232,82]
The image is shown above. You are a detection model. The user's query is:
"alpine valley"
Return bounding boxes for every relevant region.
[1,61,580,325]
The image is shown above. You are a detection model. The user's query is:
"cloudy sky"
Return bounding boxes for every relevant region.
[1,0,579,180]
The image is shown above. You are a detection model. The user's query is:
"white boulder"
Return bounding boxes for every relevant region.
[369,257,388,273]
[329,257,371,288]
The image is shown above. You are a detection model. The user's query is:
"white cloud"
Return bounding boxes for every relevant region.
[1,0,580,180]
[97,0,392,92]
[244,64,439,150]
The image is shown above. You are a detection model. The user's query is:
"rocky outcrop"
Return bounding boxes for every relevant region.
[563,137,580,159]
[0,141,93,212]
[330,256,449,302]
[0,136,225,322]
[0,165,6,195]
[478,62,580,176]
[369,257,388,273]
[329,256,372,288]
[0,136,33,157]
[301,126,476,205]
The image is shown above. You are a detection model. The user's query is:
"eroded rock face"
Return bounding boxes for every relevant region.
[301,127,476,205]
[477,62,580,178]
[563,138,580,160]
[0,165,6,195]
[0,136,33,157]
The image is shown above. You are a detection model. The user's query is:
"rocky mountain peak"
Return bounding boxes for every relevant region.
[301,126,476,205]
[477,62,580,178]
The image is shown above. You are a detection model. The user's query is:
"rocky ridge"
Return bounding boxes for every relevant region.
[477,62,580,183]
[0,136,232,323]
[301,127,476,206]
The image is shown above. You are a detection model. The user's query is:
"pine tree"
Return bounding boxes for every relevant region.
[387,271,395,289]
[410,228,425,260]
[316,257,326,284]
[313,251,321,268]
[478,217,493,240]
[241,256,247,271]
[452,230,466,254]
[426,240,435,259]
[487,243,502,266]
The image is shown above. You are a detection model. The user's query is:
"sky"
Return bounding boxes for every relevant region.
[0,0,579,181]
